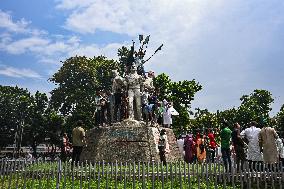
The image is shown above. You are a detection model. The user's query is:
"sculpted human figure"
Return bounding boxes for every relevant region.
[112,70,125,122]
[125,65,144,120]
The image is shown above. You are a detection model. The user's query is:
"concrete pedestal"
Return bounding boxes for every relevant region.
[80,119,181,162]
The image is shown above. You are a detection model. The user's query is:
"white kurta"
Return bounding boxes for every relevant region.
[276,138,284,159]
[163,108,172,125]
[240,126,263,161]
[177,138,185,158]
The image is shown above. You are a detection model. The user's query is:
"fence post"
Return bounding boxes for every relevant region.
[133,161,136,189]
[106,162,109,189]
[170,162,173,189]
[214,162,217,189]
[62,161,67,189]
[124,162,127,189]
[97,161,101,189]
[137,161,140,182]
[142,162,145,189]
[56,160,62,189]
[161,161,164,189]
[151,161,155,189]
[188,163,191,189]
[115,161,118,189]
[178,161,182,189]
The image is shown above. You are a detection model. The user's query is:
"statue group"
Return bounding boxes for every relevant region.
[81,36,181,162]
[96,35,164,126]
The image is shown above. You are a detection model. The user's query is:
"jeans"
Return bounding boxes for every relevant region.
[221,148,232,172]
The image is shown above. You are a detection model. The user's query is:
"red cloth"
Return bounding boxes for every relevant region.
[208,133,217,149]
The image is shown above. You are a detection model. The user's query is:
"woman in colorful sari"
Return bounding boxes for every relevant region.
[184,134,194,163]
[196,134,207,163]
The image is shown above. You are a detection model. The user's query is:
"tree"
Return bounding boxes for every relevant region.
[0,86,33,150]
[23,91,48,157]
[190,108,219,132]
[153,74,202,133]
[237,89,274,126]
[275,104,284,136]
[49,56,117,129]
[0,86,55,157]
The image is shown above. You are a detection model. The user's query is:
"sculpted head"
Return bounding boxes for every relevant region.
[130,65,137,74]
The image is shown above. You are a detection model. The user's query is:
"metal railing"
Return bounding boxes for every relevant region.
[1,159,284,189]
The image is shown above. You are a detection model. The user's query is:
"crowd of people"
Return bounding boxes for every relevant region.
[176,121,284,172]
[93,88,175,128]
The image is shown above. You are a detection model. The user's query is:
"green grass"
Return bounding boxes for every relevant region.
[2,177,236,189]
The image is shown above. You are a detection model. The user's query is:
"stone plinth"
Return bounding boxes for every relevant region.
[80,120,181,162]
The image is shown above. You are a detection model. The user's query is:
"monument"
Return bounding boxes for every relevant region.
[80,35,181,162]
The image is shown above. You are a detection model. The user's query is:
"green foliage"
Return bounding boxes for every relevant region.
[237,89,274,126]
[0,85,64,155]
[153,74,202,133]
[189,108,219,132]
[275,104,284,136]
[49,55,117,129]
[0,85,33,148]
[117,46,130,76]
[191,89,275,132]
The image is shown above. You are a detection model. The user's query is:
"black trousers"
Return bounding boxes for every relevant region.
[221,148,232,172]
[159,150,167,165]
[72,146,83,165]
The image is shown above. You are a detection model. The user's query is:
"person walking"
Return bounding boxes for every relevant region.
[240,121,263,171]
[72,120,86,166]
[220,121,232,172]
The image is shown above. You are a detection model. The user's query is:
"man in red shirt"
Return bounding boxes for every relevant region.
[208,129,217,163]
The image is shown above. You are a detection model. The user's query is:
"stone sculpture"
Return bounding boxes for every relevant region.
[125,65,144,120]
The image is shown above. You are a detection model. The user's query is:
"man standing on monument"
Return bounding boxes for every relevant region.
[158,129,168,165]
[112,70,125,122]
[72,120,86,165]
[125,65,143,120]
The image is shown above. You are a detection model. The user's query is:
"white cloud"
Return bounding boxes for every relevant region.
[0,10,29,33]
[55,0,94,10]
[55,0,284,113]
[68,42,126,60]
[2,37,50,54]
[1,1,284,114]
[0,65,42,79]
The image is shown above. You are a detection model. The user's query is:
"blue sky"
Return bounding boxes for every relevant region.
[0,0,284,115]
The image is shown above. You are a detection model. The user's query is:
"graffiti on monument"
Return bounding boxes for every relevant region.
[109,130,137,140]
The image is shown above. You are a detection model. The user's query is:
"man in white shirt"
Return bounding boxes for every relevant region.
[240,121,263,170]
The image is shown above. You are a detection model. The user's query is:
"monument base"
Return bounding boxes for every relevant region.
[80,119,182,162]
